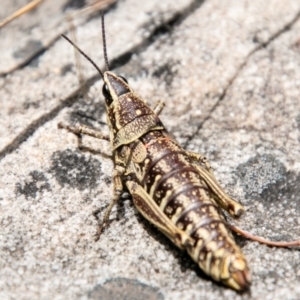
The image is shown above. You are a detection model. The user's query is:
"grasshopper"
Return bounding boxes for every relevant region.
[59,15,253,291]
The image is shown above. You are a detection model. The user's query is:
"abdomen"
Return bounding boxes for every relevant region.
[135,130,250,290]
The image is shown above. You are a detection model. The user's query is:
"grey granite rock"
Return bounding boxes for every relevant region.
[1,0,300,299]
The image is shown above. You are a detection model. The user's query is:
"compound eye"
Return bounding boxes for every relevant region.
[102,83,113,105]
[118,75,128,84]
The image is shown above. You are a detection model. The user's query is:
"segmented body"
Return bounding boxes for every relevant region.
[123,129,249,290]
[59,35,251,289]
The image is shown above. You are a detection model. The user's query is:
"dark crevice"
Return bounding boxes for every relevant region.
[0,0,201,77]
[110,0,205,70]
[0,78,96,160]
[147,0,205,43]
[183,8,300,148]
[63,0,86,11]
[0,1,117,77]
[109,51,134,71]
[0,46,47,76]
[0,0,205,160]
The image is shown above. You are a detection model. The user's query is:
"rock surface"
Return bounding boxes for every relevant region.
[1,0,300,299]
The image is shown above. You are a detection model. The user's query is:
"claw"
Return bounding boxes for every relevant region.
[94,226,104,241]
[94,222,109,241]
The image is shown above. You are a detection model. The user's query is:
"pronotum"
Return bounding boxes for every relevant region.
[59,14,300,291]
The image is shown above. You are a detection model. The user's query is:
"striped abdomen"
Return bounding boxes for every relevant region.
[135,130,250,290]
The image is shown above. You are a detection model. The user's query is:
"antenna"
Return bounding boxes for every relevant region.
[61,34,104,80]
[101,13,110,71]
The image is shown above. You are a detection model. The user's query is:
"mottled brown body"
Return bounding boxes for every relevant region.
[124,130,250,290]
[103,72,250,290]
[60,33,251,290]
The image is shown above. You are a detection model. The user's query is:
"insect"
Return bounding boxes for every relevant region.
[59,14,300,291]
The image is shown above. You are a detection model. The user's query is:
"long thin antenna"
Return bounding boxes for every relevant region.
[230,225,300,247]
[66,15,88,100]
[101,13,110,71]
[61,34,104,80]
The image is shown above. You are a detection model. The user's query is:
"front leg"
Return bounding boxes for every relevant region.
[94,164,125,241]
[59,121,122,239]
[58,122,110,141]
